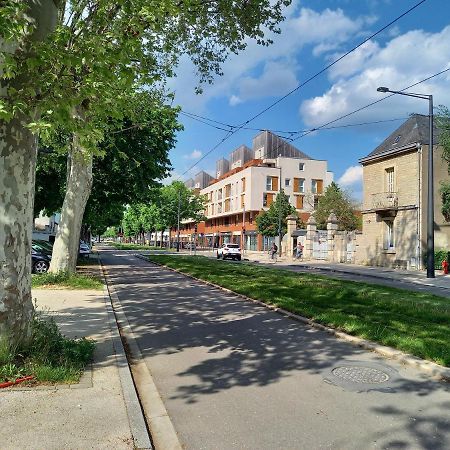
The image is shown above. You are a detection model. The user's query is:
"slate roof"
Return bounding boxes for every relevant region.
[360,114,443,163]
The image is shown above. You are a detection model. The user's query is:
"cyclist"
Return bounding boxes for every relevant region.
[270,242,278,261]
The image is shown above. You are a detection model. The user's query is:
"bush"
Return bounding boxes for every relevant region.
[434,250,450,270]
[0,316,95,383]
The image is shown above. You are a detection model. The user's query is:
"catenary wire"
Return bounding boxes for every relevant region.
[180,0,429,176]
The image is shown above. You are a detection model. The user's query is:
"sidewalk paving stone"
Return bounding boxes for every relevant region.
[0,289,135,450]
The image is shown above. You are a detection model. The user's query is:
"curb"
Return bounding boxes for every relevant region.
[100,255,182,450]
[98,259,153,450]
[136,254,450,383]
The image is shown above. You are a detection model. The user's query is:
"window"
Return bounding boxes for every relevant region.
[299,163,305,171]
[266,176,273,191]
[386,167,394,192]
[299,179,305,193]
[296,195,304,209]
[386,221,394,249]
[263,193,274,207]
[285,178,291,187]
[311,179,323,194]
[242,177,246,192]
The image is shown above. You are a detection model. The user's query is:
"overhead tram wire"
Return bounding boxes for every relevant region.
[179,0,428,177]
[181,112,410,135]
[288,66,450,144]
[184,65,450,175]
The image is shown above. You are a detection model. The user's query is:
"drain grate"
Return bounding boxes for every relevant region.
[332,366,390,384]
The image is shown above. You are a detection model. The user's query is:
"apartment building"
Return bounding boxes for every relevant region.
[180,131,333,251]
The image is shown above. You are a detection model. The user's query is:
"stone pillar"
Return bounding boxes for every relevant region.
[327,212,338,262]
[304,215,316,259]
[286,215,298,260]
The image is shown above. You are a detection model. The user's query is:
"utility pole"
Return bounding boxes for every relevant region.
[278,159,282,257]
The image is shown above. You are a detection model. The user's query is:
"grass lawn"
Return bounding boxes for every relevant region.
[146,255,450,367]
[110,243,167,251]
[32,271,103,290]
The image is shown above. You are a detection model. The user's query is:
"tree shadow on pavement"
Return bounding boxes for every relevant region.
[102,251,450,449]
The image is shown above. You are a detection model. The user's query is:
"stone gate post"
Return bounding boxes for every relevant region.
[327,212,338,262]
[286,215,298,260]
[304,215,316,259]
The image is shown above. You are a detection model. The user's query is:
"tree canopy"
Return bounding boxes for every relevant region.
[256,191,296,237]
[313,182,360,231]
[159,181,207,230]
[437,107,450,222]
[34,97,181,235]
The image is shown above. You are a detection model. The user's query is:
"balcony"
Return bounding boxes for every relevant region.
[370,192,398,210]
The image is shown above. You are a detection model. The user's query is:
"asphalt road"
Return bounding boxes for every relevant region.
[100,248,450,450]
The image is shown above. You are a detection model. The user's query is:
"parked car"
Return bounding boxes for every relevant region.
[185,242,196,250]
[79,241,91,257]
[32,241,52,256]
[33,239,53,254]
[32,248,51,274]
[217,243,241,261]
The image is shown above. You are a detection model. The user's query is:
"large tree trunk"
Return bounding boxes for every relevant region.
[0,0,58,348]
[0,115,38,347]
[49,133,93,273]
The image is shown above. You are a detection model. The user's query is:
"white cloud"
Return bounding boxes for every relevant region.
[230,60,298,105]
[300,26,450,128]
[168,6,374,111]
[229,95,242,106]
[184,149,202,160]
[338,165,363,186]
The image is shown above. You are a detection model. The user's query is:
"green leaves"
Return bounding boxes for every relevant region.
[256,190,296,237]
[314,182,360,231]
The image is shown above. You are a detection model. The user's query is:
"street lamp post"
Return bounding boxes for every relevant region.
[278,160,282,257]
[377,86,434,277]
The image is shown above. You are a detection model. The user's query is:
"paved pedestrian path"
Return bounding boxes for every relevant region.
[0,288,145,450]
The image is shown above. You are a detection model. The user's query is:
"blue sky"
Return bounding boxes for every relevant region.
[165,0,450,200]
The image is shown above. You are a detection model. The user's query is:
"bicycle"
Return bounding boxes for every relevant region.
[269,250,278,263]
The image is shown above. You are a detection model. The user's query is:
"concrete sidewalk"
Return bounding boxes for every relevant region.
[0,288,150,450]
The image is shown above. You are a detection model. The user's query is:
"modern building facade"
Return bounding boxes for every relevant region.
[358,114,450,269]
[180,131,333,250]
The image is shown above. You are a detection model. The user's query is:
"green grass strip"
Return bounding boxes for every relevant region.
[146,255,450,367]
[32,272,103,290]
[110,243,167,251]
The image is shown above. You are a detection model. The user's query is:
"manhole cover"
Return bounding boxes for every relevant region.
[332,366,390,384]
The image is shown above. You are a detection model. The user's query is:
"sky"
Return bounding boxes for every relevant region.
[164,0,450,201]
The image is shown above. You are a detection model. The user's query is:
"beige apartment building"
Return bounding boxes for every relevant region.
[182,131,333,250]
[358,114,450,269]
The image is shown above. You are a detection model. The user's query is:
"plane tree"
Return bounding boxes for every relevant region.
[1,0,290,346]
[34,96,180,238]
